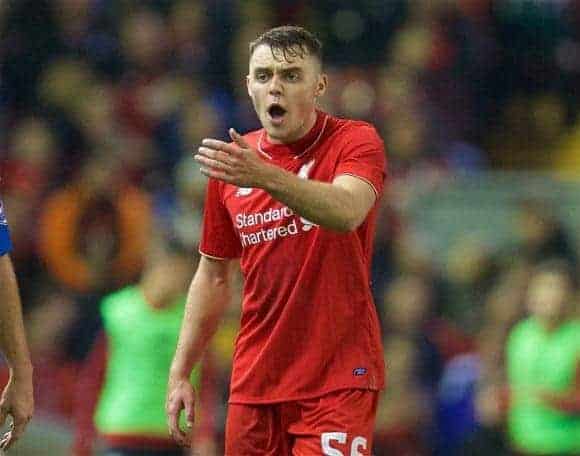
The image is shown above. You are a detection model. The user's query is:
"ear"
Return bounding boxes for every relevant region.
[315,73,328,98]
[246,74,252,99]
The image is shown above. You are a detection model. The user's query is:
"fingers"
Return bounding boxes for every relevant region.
[0,429,11,450]
[195,147,235,172]
[197,131,256,185]
[199,167,234,182]
[167,399,188,447]
[0,404,8,449]
[2,414,28,450]
[194,154,231,173]
[201,138,241,156]
[196,147,233,164]
[184,399,195,429]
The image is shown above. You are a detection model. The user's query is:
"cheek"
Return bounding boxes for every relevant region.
[249,85,264,105]
[290,89,316,112]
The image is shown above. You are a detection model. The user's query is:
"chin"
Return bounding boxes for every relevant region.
[266,125,288,137]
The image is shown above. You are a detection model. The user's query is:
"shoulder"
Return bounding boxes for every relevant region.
[326,116,385,163]
[328,115,383,147]
[507,318,536,345]
[326,116,386,171]
[562,319,580,341]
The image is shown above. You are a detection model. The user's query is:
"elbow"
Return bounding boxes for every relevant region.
[334,190,369,232]
[207,274,230,289]
[334,214,363,233]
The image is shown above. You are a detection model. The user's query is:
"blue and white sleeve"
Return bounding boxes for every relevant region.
[0,199,12,256]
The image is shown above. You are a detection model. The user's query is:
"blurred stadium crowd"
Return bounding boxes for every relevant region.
[1,0,580,454]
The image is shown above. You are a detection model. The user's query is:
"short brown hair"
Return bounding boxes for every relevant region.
[532,258,578,290]
[249,25,323,63]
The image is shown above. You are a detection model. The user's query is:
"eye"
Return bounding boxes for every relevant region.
[286,71,300,82]
[255,72,269,82]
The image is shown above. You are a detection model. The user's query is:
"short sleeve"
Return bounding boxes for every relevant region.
[199,178,242,259]
[0,200,12,256]
[334,124,387,198]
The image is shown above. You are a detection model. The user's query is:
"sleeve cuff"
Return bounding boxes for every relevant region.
[335,173,380,199]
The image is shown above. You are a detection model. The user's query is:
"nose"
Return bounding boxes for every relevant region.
[268,75,283,96]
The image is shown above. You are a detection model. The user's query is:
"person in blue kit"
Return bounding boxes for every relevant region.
[0,198,34,450]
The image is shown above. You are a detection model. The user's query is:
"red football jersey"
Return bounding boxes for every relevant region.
[200,111,386,404]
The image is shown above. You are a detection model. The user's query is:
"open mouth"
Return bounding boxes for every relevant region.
[267,104,287,123]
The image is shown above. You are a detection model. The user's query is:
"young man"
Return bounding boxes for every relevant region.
[0,199,34,450]
[167,26,386,455]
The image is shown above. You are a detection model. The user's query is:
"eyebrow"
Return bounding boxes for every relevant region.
[253,66,304,73]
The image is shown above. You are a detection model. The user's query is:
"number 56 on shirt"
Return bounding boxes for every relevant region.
[321,432,367,456]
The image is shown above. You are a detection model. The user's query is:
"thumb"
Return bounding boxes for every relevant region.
[229,128,249,149]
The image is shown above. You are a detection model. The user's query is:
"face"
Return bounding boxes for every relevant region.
[526,271,572,322]
[384,276,431,332]
[145,252,192,304]
[247,44,327,143]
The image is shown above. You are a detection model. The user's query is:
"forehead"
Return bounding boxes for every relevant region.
[531,271,567,287]
[249,44,318,71]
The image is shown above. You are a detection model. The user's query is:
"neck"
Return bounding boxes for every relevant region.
[539,313,568,332]
[139,281,171,310]
[269,109,318,144]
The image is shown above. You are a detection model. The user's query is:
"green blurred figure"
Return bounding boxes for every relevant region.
[73,240,216,456]
[506,260,580,455]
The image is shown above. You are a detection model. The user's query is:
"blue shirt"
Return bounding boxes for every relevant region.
[0,199,12,256]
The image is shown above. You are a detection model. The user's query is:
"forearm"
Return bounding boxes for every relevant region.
[170,264,232,380]
[542,391,580,413]
[73,333,107,455]
[541,361,580,414]
[0,255,32,378]
[261,166,361,232]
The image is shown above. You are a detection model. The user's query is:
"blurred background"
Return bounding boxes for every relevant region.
[1,0,580,455]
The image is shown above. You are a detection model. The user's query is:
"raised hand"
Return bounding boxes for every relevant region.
[194,128,275,188]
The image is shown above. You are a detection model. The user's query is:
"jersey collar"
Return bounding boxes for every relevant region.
[257,110,328,160]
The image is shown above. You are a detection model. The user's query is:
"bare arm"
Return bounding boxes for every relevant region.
[263,171,376,232]
[169,255,236,380]
[539,358,580,414]
[167,255,236,446]
[196,130,377,232]
[0,254,33,449]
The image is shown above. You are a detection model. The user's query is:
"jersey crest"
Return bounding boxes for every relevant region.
[236,187,253,197]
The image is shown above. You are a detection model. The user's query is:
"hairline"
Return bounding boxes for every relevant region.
[249,44,323,71]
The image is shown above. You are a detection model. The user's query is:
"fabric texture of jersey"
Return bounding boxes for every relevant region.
[0,199,12,256]
[200,111,387,403]
[94,286,200,435]
[507,317,580,454]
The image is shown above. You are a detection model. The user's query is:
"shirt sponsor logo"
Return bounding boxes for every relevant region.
[353,367,367,376]
[234,159,319,247]
[236,206,313,247]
